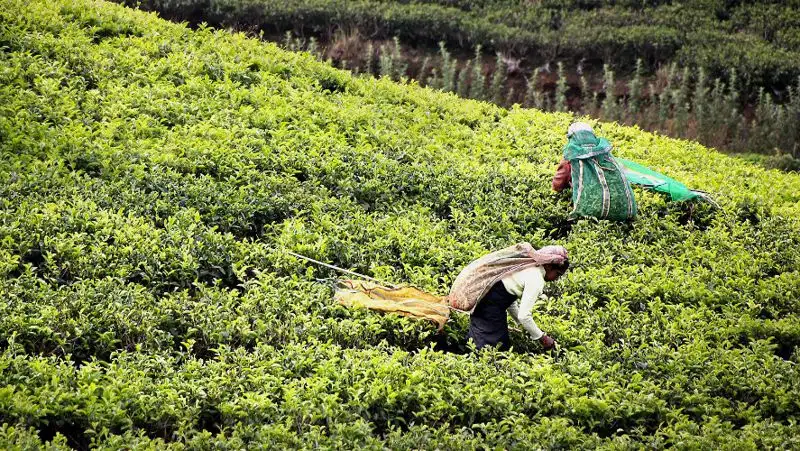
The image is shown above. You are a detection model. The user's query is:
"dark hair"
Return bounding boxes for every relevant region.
[545,259,569,272]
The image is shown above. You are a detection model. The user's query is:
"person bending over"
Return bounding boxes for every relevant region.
[449,244,569,352]
[553,122,636,221]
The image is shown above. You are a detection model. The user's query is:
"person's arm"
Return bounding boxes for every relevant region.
[507,268,545,340]
[552,159,571,192]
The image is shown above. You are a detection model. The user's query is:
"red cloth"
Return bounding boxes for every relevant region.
[552,159,572,192]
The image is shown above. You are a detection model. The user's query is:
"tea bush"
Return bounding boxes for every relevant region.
[116,0,800,161]
[2,0,800,448]
[120,0,800,92]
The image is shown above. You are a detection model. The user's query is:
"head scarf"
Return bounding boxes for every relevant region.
[567,121,595,138]
[533,245,569,266]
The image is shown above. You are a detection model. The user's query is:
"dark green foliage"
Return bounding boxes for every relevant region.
[138,0,800,162]
[118,0,800,95]
[110,0,800,163]
[2,0,800,448]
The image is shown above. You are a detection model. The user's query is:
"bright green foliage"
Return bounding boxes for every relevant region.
[2,0,800,448]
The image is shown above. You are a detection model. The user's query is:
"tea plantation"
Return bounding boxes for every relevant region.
[2,0,800,448]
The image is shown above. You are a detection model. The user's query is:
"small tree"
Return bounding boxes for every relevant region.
[656,64,675,128]
[490,51,507,104]
[506,86,516,106]
[364,41,374,76]
[418,56,431,86]
[628,59,644,118]
[392,36,407,81]
[692,67,708,140]
[378,42,394,79]
[469,45,486,100]
[673,67,690,136]
[580,74,594,115]
[601,64,618,120]
[438,41,457,92]
[725,69,741,132]
[457,60,472,97]
[555,61,568,112]
[307,37,319,59]
[524,68,541,109]
[788,76,800,157]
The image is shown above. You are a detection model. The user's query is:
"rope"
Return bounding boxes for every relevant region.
[285,249,472,315]
[286,250,397,289]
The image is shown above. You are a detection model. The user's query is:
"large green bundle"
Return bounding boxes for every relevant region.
[564,130,637,220]
[617,157,716,204]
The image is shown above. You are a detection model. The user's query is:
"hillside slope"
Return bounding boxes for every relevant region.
[123,0,800,91]
[1,0,800,448]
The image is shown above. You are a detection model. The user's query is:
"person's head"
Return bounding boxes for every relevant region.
[532,245,569,281]
[543,260,569,281]
[566,122,594,139]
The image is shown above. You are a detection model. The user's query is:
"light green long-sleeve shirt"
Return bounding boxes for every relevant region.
[501,266,545,340]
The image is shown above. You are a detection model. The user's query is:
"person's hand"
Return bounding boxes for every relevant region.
[539,334,556,350]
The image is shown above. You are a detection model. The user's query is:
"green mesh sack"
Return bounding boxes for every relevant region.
[564,131,637,221]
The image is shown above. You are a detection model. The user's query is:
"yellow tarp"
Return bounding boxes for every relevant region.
[334,280,451,330]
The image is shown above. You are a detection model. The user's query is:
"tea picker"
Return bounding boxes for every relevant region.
[447,243,568,351]
[552,122,638,221]
[553,122,717,220]
[287,242,569,352]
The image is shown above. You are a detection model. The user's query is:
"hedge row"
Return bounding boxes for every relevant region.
[120,0,800,91]
[1,0,800,448]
